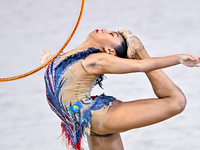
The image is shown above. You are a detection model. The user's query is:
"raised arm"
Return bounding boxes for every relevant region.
[82,51,200,75]
[83,29,199,74]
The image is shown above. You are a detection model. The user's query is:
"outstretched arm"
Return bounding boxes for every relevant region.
[83,52,200,75]
[83,29,199,74]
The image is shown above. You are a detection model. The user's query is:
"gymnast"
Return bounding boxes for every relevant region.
[40,28,200,150]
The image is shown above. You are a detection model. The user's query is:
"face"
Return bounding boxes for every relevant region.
[87,28,125,52]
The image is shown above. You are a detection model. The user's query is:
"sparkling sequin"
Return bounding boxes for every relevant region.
[44,48,113,150]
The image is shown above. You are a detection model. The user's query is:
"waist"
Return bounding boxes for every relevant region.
[61,87,91,106]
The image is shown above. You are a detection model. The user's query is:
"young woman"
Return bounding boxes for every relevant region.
[41,28,200,150]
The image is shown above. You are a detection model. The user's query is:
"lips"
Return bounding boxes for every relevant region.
[95,29,99,33]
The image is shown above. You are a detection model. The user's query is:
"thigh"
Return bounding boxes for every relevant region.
[98,97,174,134]
[87,133,124,150]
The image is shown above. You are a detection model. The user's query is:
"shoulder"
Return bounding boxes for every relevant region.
[82,52,106,68]
[81,53,111,74]
[82,52,129,74]
[82,52,120,66]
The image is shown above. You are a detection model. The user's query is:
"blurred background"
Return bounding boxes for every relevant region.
[0,0,200,149]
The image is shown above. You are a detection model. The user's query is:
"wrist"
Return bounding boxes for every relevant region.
[177,54,183,65]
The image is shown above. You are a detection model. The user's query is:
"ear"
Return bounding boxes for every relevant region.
[109,49,117,56]
[104,48,117,56]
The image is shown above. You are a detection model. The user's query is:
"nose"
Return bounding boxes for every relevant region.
[101,28,108,33]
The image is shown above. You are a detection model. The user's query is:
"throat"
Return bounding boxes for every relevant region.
[76,41,103,51]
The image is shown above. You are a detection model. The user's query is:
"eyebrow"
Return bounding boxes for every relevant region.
[114,32,119,37]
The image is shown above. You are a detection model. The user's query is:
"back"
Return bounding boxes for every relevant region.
[44,47,104,149]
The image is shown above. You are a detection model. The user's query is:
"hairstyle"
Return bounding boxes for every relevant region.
[114,32,128,58]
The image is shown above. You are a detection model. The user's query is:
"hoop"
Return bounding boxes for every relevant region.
[0,0,85,82]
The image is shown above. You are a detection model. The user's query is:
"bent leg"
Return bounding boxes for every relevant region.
[87,133,124,150]
[98,48,186,134]
[136,48,186,101]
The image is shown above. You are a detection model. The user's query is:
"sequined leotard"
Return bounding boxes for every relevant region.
[44,47,115,150]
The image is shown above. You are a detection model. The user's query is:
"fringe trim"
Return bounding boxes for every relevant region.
[58,133,85,150]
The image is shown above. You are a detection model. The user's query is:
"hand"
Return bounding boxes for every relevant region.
[40,49,52,64]
[180,54,200,67]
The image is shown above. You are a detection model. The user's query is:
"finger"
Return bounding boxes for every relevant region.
[187,55,196,61]
[193,57,200,65]
[193,64,200,67]
[40,50,45,56]
[46,49,50,54]
[195,55,200,60]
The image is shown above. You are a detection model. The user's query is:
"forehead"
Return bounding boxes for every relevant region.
[112,31,125,42]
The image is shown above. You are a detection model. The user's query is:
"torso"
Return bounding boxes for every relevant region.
[59,59,98,106]
[45,48,102,109]
[44,48,115,149]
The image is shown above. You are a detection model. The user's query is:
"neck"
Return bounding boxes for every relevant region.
[76,41,104,52]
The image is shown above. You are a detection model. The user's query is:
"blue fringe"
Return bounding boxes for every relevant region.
[90,93,115,110]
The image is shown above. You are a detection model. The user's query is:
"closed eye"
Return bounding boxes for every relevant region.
[109,33,114,36]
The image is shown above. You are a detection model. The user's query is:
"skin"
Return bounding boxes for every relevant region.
[41,28,200,150]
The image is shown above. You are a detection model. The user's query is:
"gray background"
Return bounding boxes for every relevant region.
[0,0,200,149]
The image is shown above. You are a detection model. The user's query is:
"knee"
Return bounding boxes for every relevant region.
[170,93,187,115]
